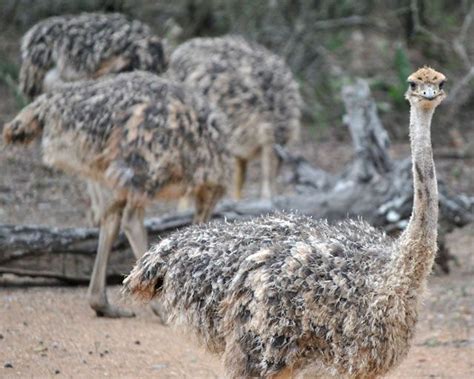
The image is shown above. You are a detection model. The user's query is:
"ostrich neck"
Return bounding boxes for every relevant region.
[392,105,439,291]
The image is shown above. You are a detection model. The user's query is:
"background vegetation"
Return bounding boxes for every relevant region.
[0,0,473,141]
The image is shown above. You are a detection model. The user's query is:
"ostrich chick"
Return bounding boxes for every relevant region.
[19,12,167,99]
[19,12,168,226]
[168,36,301,199]
[124,67,446,378]
[3,71,229,318]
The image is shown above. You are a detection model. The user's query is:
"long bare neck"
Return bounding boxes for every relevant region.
[391,105,439,291]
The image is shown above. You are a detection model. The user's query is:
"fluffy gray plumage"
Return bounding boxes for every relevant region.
[124,213,416,378]
[168,35,301,150]
[19,12,167,98]
[167,36,301,198]
[5,71,229,202]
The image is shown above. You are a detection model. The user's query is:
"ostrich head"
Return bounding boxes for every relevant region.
[405,66,447,111]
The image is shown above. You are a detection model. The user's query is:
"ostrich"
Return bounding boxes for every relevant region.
[3,71,230,318]
[19,12,167,99]
[167,36,302,200]
[124,67,446,378]
[19,12,168,226]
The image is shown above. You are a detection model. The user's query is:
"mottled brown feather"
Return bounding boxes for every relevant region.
[168,36,301,154]
[19,13,167,98]
[168,36,301,197]
[5,71,230,204]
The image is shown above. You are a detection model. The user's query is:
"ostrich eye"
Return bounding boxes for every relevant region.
[409,81,416,90]
[439,80,445,89]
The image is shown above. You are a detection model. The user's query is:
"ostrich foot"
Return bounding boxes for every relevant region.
[93,303,136,318]
[150,301,168,325]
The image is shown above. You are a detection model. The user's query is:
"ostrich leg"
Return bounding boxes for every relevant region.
[86,181,111,227]
[121,204,147,258]
[194,186,224,223]
[261,143,278,199]
[88,200,135,318]
[121,202,167,322]
[233,157,247,200]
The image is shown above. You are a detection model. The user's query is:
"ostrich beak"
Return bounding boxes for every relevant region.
[420,86,439,100]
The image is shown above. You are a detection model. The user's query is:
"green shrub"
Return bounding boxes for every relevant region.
[388,46,412,108]
[0,55,27,109]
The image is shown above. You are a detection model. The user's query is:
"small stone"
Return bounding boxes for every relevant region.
[0,334,3,339]
[23,321,28,327]
[386,210,400,223]
[99,353,104,358]
[54,369,60,375]
[396,219,408,229]
[4,363,13,368]
[88,351,93,355]
[134,340,140,345]
[82,360,87,364]
[151,363,168,370]
[103,350,109,354]
[33,345,48,353]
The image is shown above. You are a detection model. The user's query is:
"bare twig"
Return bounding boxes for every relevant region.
[0,0,20,28]
[312,15,369,30]
[457,4,474,44]
[453,4,474,70]
[409,0,474,112]
[410,0,450,48]
[434,151,474,160]
[448,66,474,103]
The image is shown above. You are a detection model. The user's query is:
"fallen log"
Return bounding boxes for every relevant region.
[0,79,472,282]
[0,216,191,284]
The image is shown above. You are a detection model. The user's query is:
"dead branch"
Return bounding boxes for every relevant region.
[409,0,449,48]
[312,15,369,30]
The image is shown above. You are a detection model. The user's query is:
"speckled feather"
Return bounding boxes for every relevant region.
[5,71,230,202]
[19,13,167,98]
[167,36,301,158]
[124,213,420,378]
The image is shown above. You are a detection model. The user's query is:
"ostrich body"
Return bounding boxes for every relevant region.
[124,67,446,378]
[19,12,167,99]
[4,71,230,318]
[19,12,167,226]
[167,36,302,199]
